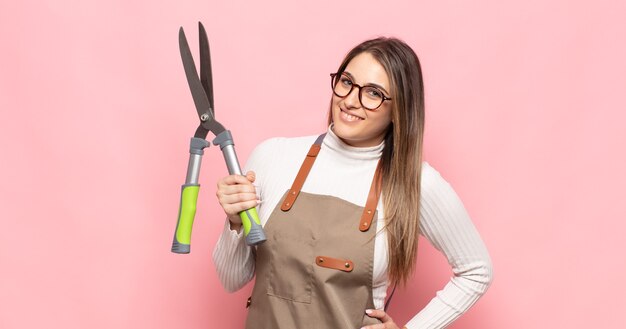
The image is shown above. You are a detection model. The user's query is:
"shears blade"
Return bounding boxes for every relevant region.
[179,26,214,136]
[199,22,214,113]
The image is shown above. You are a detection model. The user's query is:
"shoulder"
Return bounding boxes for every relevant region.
[249,134,319,159]
[419,161,459,202]
[419,161,467,217]
[420,161,448,189]
[245,134,322,196]
[244,134,320,172]
[253,135,318,153]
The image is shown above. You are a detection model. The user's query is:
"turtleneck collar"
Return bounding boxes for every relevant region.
[323,123,384,160]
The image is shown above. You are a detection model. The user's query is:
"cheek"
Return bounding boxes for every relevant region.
[375,120,390,133]
[372,111,393,131]
[331,97,341,114]
[331,95,341,107]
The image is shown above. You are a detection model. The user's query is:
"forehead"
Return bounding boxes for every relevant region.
[344,52,390,90]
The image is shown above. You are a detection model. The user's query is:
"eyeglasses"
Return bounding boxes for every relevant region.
[330,72,392,110]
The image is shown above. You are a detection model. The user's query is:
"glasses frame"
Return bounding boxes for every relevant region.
[330,72,392,111]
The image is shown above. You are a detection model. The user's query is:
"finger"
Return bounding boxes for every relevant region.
[245,171,256,183]
[360,324,387,329]
[218,174,253,187]
[361,321,401,329]
[224,199,261,215]
[365,309,393,323]
[219,183,256,196]
[219,192,258,205]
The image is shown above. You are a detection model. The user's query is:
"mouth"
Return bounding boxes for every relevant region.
[339,108,365,121]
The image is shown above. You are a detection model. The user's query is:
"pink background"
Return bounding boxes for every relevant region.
[1,0,625,328]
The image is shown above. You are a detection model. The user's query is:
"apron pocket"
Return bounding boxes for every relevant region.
[267,232,315,304]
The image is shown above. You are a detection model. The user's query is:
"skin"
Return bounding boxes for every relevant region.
[331,52,393,147]
[362,309,407,329]
[216,52,404,328]
[215,171,258,232]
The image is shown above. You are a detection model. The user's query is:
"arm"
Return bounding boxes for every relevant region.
[212,218,256,292]
[211,139,273,292]
[405,163,494,329]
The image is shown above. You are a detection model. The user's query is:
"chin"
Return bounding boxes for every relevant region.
[331,122,359,146]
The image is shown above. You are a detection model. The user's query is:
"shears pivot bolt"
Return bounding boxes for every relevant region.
[200,113,210,121]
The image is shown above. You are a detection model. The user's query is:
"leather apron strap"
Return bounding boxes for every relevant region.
[280,133,383,232]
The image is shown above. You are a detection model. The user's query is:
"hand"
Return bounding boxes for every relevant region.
[215,171,259,231]
[361,309,406,329]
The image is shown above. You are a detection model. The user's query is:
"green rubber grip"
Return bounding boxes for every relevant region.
[240,207,266,246]
[171,184,200,254]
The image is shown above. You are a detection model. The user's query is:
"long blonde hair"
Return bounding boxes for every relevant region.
[328,37,425,286]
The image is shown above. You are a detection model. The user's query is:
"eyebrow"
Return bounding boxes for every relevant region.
[343,71,391,96]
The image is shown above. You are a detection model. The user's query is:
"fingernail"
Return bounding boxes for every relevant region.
[365,309,372,314]
[256,199,263,204]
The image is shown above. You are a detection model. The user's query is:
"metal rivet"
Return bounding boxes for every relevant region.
[367,210,372,214]
[362,222,368,226]
[200,113,209,122]
[291,191,296,195]
[319,258,324,263]
[286,202,290,206]
[344,263,350,268]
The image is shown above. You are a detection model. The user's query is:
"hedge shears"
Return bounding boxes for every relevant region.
[171,22,266,254]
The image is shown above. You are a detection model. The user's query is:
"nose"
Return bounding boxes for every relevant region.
[343,86,362,109]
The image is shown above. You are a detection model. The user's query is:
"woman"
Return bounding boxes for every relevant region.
[213,37,494,329]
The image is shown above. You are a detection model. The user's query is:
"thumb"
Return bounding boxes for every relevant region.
[245,171,256,183]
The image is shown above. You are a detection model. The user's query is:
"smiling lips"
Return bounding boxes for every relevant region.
[340,108,364,122]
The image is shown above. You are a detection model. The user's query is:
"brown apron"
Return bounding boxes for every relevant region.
[245,133,384,329]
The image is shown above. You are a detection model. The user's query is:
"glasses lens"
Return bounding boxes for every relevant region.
[361,86,385,110]
[332,74,352,97]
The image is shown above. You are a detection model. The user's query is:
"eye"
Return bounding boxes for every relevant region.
[339,76,353,87]
[363,86,384,100]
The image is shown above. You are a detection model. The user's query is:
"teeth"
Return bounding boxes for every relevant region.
[341,110,362,121]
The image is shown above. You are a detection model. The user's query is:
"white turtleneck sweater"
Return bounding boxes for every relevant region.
[212,125,493,329]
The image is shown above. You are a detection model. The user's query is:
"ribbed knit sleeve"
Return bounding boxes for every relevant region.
[404,164,494,329]
[211,219,255,292]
